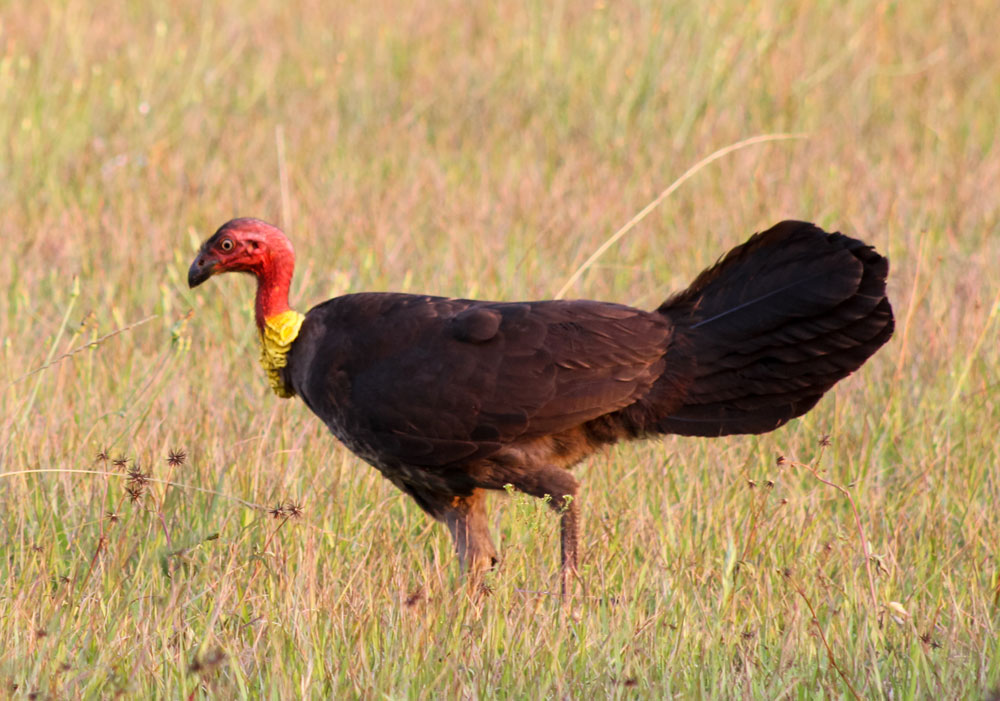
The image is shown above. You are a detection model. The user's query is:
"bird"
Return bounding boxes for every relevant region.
[188,217,893,592]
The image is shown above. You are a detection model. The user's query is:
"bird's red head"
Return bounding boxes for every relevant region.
[188,218,296,328]
[188,218,294,285]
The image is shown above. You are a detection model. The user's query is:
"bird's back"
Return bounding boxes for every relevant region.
[284,293,676,481]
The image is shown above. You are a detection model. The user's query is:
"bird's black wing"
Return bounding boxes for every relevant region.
[287,293,672,468]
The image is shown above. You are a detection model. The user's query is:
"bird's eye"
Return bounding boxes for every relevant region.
[220,238,234,251]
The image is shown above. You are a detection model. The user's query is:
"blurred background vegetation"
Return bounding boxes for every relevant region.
[1,1,998,697]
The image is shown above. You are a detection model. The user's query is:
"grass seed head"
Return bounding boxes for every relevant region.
[126,464,149,487]
[189,647,226,673]
[269,501,304,518]
[126,483,144,503]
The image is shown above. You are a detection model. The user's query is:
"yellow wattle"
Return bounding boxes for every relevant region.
[259,310,305,398]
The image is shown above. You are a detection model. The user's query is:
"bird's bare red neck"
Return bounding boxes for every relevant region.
[253,243,295,331]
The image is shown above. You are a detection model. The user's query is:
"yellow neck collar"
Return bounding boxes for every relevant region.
[259,310,305,397]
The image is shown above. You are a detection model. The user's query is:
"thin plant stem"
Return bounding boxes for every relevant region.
[792,453,880,617]
[554,133,808,300]
[0,468,268,512]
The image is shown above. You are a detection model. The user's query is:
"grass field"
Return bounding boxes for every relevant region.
[2,0,999,697]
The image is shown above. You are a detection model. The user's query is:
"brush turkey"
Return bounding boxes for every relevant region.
[188,218,893,590]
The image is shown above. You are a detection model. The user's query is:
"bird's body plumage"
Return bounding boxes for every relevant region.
[188,218,893,587]
[285,294,674,502]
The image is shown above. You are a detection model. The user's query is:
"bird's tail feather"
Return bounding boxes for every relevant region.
[653,220,894,437]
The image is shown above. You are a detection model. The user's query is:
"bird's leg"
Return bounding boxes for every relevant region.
[441,489,498,583]
[555,494,579,597]
[512,465,581,597]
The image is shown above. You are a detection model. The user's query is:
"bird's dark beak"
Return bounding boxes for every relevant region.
[188,254,218,288]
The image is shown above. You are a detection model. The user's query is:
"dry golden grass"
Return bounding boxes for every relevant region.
[2,0,999,697]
